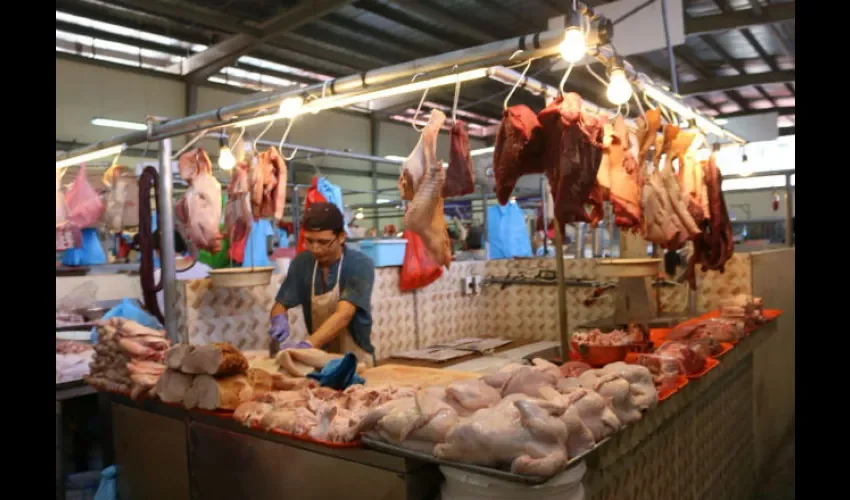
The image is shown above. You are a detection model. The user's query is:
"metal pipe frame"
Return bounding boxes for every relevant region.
[156,138,179,342]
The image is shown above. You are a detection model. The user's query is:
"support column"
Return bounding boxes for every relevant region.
[784,174,794,246]
[370,116,380,231]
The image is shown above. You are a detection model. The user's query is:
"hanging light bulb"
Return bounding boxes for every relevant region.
[278,96,304,118]
[559,26,587,63]
[605,59,632,106]
[218,138,236,171]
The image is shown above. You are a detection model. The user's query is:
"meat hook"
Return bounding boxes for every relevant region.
[410,72,430,132]
[171,130,208,160]
[450,64,461,125]
[279,116,299,160]
[255,120,275,146]
[505,59,533,110]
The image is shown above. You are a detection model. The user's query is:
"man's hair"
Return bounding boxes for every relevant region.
[302,202,345,235]
[465,225,483,250]
[152,229,187,254]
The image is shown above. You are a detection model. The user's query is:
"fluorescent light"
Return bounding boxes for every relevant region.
[714,118,728,125]
[229,68,489,128]
[56,144,127,169]
[376,198,394,204]
[641,85,743,143]
[470,146,495,157]
[384,155,406,162]
[91,117,148,131]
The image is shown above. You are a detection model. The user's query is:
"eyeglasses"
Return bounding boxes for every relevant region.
[305,236,338,249]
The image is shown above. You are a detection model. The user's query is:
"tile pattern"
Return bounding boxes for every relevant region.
[695,253,753,312]
[416,262,486,349]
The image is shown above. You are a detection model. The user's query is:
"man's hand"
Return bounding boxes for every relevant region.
[269,313,291,343]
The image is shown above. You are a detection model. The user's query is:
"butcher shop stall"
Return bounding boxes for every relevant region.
[56,6,795,500]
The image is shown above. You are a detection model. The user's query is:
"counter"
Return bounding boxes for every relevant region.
[101,318,780,500]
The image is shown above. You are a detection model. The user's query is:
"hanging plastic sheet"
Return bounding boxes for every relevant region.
[61,228,107,266]
[487,202,533,259]
[242,219,275,267]
[316,176,351,236]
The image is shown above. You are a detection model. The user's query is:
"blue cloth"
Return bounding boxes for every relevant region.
[62,228,107,267]
[307,353,365,390]
[316,177,350,236]
[91,298,162,343]
[94,466,118,500]
[275,246,375,354]
[277,229,289,248]
[242,219,274,267]
[487,203,533,259]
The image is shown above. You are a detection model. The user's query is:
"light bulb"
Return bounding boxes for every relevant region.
[278,96,304,118]
[738,164,752,177]
[218,146,236,170]
[606,69,632,106]
[559,27,586,63]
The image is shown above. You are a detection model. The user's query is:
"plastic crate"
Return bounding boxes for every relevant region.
[359,239,407,267]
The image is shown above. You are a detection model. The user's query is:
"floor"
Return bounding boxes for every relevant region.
[754,431,795,500]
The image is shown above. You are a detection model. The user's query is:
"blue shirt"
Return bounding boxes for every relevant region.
[487,203,533,259]
[275,246,376,354]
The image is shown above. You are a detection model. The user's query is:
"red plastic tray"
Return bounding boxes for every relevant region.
[712,342,734,358]
[658,375,688,401]
[685,357,719,380]
[248,423,362,449]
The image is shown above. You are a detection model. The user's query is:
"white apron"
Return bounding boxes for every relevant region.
[311,253,374,367]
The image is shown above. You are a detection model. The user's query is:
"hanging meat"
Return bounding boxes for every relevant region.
[608,118,642,230]
[678,146,710,223]
[686,154,734,289]
[636,108,662,165]
[224,161,252,252]
[492,105,544,205]
[399,110,446,201]
[175,148,223,253]
[102,165,140,231]
[538,93,605,227]
[250,147,288,220]
[442,120,476,198]
[403,120,452,269]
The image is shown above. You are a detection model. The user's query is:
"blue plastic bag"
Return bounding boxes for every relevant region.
[487,203,532,259]
[90,298,162,342]
[62,228,107,267]
[316,177,350,236]
[242,219,274,267]
[277,228,289,248]
[94,465,118,500]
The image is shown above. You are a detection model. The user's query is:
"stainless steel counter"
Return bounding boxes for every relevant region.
[106,395,442,500]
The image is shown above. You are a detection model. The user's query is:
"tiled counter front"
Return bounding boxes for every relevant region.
[172,253,757,359]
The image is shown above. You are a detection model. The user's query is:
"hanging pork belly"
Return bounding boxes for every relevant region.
[492,105,544,205]
[608,118,643,230]
[224,161,253,252]
[686,154,734,289]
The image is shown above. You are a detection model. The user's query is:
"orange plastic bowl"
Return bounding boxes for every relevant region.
[570,341,630,367]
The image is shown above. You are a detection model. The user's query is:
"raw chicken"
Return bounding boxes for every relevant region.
[434,395,569,477]
[575,363,657,425]
[482,364,558,399]
[444,379,502,413]
[550,383,621,442]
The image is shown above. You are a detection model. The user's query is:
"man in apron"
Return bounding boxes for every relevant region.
[269,202,376,366]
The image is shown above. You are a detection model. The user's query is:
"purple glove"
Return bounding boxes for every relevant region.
[269,313,290,343]
[280,340,312,350]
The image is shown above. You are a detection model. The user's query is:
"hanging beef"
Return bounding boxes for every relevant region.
[686,154,734,289]
[443,120,476,198]
[492,105,544,205]
[538,93,605,226]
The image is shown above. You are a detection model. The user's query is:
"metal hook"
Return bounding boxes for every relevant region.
[450,65,461,124]
[171,130,208,160]
[410,72,430,132]
[279,117,299,160]
[558,63,575,95]
[505,59,533,110]
[255,121,274,145]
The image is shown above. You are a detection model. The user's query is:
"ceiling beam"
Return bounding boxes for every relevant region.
[684,2,795,36]
[678,70,795,96]
[386,0,493,44]
[167,0,354,82]
[718,106,794,119]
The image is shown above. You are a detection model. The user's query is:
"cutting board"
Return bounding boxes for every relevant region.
[362,364,479,387]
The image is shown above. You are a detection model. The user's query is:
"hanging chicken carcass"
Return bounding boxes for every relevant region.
[250,147,288,220]
[442,120,476,198]
[102,165,140,231]
[399,110,446,201]
[403,120,452,269]
[492,105,544,206]
[538,93,605,227]
[175,148,223,253]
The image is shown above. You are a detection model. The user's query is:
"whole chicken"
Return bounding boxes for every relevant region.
[434,395,569,478]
